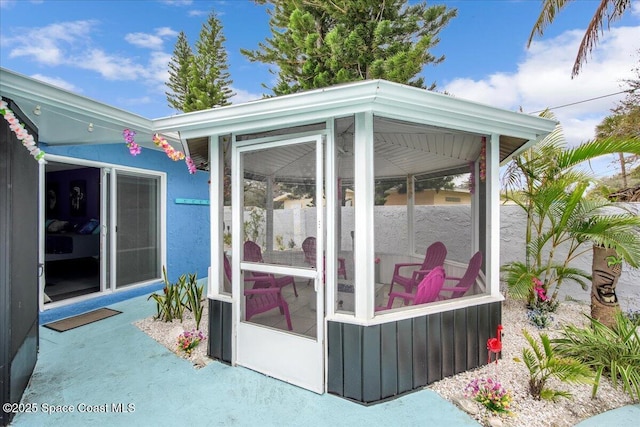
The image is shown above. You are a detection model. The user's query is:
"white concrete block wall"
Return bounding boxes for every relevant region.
[225,203,640,312]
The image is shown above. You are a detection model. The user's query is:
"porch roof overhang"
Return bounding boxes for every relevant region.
[1,68,556,168]
[0,67,180,148]
[153,79,557,168]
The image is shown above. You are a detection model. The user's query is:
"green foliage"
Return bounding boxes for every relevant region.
[148,266,186,322]
[184,273,204,330]
[553,312,640,400]
[166,31,193,111]
[165,11,234,112]
[243,0,457,95]
[244,207,265,244]
[515,329,593,401]
[501,112,640,305]
[148,267,204,330]
[275,235,285,250]
[288,238,296,249]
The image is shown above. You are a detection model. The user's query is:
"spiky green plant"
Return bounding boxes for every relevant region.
[148,266,190,323]
[515,329,593,401]
[184,273,204,330]
[553,311,640,400]
[501,114,640,304]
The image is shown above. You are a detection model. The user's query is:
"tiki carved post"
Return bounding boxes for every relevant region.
[591,245,622,328]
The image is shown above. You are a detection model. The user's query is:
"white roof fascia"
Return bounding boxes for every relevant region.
[0,68,152,133]
[153,80,557,143]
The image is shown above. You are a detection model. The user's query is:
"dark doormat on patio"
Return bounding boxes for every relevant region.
[43,308,122,332]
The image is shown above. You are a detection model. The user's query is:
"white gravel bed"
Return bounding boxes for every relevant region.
[134,308,211,369]
[429,298,635,427]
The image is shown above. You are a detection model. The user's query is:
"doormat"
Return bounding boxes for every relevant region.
[44,308,122,332]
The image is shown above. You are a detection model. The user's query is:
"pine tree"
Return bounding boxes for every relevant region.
[165,31,194,111]
[184,12,234,112]
[242,0,457,95]
[165,13,234,113]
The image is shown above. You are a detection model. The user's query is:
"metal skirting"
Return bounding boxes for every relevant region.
[207,299,232,364]
[328,301,502,404]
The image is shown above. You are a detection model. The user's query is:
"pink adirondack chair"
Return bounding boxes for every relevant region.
[439,251,482,300]
[388,241,447,296]
[224,254,292,330]
[301,236,347,281]
[378,266,446,310]
[243,240,298,297]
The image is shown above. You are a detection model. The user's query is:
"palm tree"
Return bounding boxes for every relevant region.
[528,0,633,77]
[501,111,640,325]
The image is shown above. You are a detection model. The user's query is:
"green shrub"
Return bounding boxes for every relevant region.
[184,273,204,330]
[553,311,640,400]
[148,266,186,322]
[148,267,203,329]
[515,329,593,401]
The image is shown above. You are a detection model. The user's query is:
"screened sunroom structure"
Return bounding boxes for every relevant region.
[155,80,556,403]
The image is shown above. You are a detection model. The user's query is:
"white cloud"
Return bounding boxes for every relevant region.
[125,32,165,50]
[75,49,147,81]
[29,74,80,92]
[125,27,178,50]
[5,20,96,66]
[443,25,640,149]
[188,9,209,17]
[160,0,192,5]
[229,87,263,104]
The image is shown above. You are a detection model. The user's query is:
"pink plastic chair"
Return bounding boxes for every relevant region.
[378,266,446,310]
[439,251,482,300]
[301,236,347,281]
[388,242,447,296]
[243,240,298,297]
[224,254,292,330]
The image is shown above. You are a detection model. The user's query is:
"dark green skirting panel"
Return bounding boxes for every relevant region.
[207,299,232,364]
[328,301,502,404]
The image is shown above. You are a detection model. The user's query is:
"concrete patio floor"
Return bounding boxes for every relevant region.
[10,288,639,426]
[11,291,481,427]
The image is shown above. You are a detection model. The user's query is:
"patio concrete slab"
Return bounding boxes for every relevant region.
[11,294,481,427]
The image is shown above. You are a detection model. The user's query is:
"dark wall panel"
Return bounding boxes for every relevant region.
[441,310,455,378]
[396,319,413,394]
[342,323,363,401]
[412,317,428,388]
[426,314,442,384]
[328,301,502,404]
[380,322,397,399]
[1,99,39,427]
[207,299,232,364]
[454,309,467,374]
[362,325,381,403]
[327,321,344,396]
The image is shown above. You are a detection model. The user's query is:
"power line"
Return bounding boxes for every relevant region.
[528,88,636,114]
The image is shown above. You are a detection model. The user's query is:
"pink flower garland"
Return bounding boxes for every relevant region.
[123,129,141,155]
[122,128,196,174]
[153,133,185,161]
[479,137,486,182]
[0,99,45,163]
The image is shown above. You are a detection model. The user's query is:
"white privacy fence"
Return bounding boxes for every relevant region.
[226,202,640,311]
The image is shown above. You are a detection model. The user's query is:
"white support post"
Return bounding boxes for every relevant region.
[407,174,415,254]
[486,134,501,297]
[353,112,375,319]
[326,120,337,317]
[208,134,223,299]
[266,176,274,253]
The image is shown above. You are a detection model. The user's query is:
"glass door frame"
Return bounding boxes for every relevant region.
[231,132,325,394]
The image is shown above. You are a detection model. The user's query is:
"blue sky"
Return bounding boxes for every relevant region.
[1,0,639,177]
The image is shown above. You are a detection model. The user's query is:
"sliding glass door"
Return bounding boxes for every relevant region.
[115,172,161,288]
